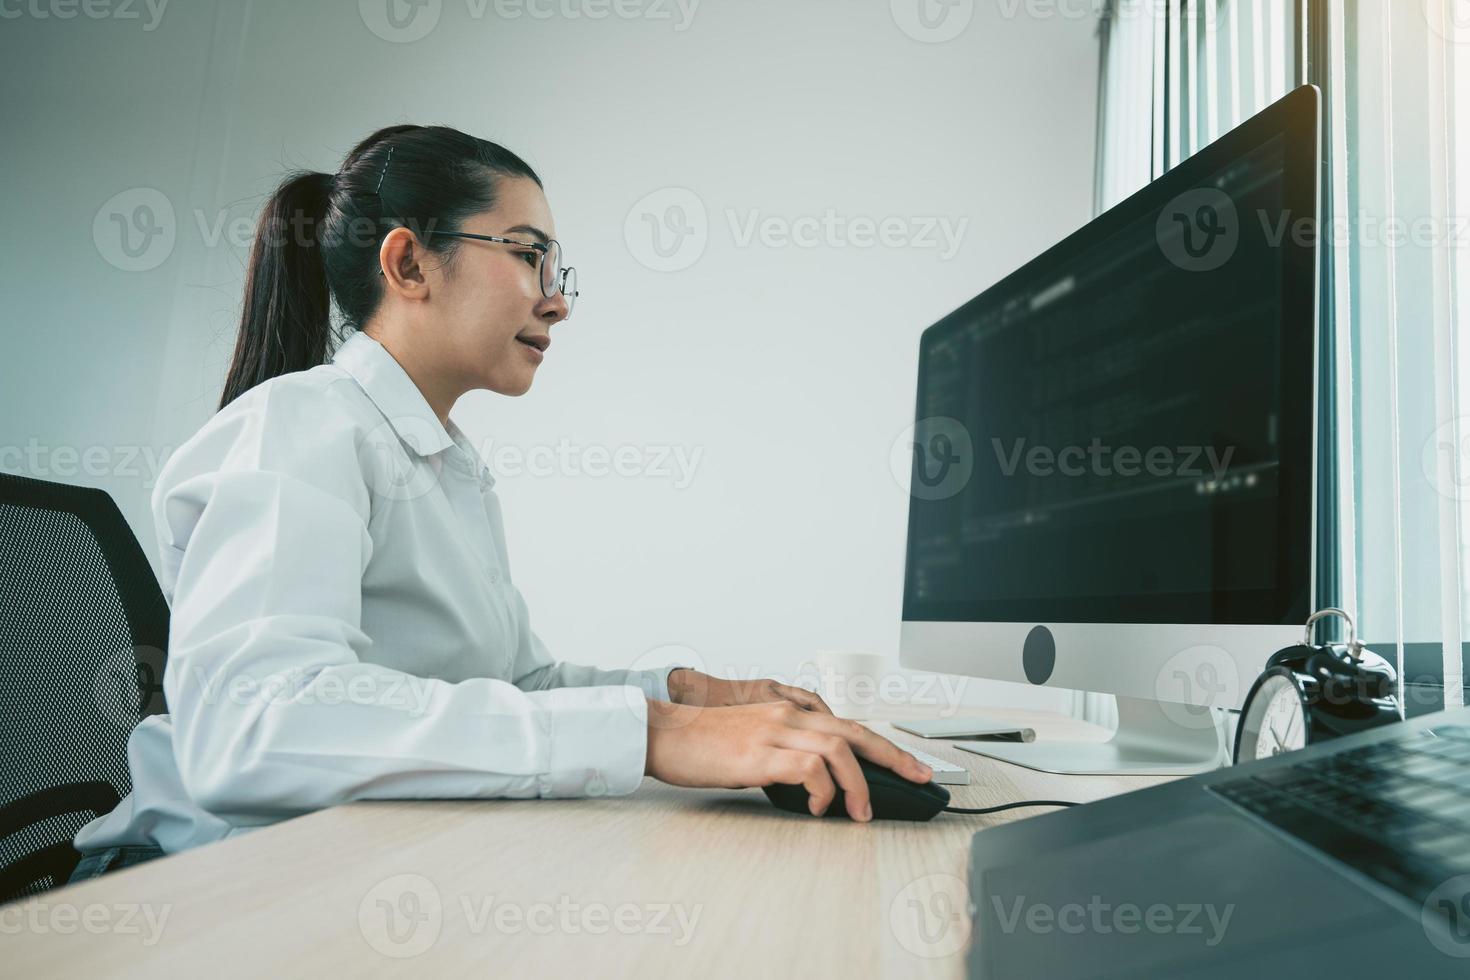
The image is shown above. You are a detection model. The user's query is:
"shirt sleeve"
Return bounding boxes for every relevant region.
[156,385,653,822]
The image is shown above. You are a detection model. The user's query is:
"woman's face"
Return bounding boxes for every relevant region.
[409,175,570,399]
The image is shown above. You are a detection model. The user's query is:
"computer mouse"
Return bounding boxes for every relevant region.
[761,757,951,821]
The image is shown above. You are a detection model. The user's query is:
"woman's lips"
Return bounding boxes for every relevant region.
[516,337,545,362]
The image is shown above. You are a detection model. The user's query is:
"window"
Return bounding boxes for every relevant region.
[1096,0,1470,715]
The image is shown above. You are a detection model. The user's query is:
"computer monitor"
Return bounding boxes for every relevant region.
[898,85,1321,775]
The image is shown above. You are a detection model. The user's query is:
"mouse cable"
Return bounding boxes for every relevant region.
[943,800,1079,815]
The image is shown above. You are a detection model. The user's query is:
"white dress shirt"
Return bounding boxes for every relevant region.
[74,330,678,855]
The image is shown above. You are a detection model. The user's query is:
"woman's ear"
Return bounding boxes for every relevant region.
[378,226,429,299]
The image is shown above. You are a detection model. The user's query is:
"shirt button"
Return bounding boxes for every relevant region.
[487,569,501,585]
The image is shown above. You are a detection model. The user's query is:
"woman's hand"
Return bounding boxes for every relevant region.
[667,668,832,714]
[643,700,933,822]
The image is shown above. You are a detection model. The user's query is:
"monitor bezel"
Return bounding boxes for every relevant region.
[900,84,1320,628]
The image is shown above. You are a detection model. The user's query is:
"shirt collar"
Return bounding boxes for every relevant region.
[330,330,458,459]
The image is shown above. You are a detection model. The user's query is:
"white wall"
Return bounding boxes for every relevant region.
[2,0,1101,715]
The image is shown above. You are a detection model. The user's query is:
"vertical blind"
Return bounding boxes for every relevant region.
[1094,0,1470,718]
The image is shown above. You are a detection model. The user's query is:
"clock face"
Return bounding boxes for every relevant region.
[1239,673,1308,761]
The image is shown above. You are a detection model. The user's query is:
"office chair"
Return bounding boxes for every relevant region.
[0,473,169,901]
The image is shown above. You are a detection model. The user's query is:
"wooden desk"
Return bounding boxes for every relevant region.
[5,709,1174,978]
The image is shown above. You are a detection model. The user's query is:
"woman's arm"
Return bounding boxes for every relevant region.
[158,390,654,819]
[508,612,683,702]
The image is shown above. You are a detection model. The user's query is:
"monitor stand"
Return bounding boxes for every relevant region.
[953,695,1229,776]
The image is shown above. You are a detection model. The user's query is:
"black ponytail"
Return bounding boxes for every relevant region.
[219,171,334,409]
[218,125,542,410]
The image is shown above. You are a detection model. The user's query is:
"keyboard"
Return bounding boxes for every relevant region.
[900,744,972,785]
[1210,725,1470,916]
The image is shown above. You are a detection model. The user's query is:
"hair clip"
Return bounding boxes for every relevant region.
[376,146,395,195]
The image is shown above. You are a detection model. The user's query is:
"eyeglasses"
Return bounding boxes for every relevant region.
[423,231,579,318]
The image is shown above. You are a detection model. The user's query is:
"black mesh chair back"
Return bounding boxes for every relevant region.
[0,473,168,901]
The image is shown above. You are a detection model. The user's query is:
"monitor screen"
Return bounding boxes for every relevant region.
[902,88,1317,627]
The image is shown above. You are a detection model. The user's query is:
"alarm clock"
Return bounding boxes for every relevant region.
[1233,608,1400,764]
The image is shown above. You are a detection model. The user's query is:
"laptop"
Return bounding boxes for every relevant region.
[966,705,1470,978]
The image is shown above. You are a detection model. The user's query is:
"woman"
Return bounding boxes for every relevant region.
[70,125,931,881]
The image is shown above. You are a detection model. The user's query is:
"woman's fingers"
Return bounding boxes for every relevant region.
[773,728,872,820]
[768,747,839,817]
[783,708,932,783]
[772,683,833,714]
